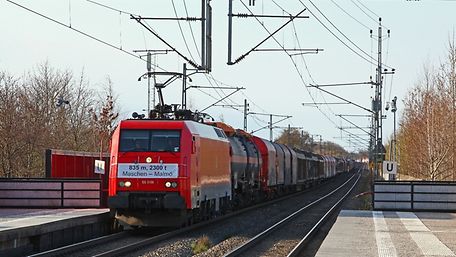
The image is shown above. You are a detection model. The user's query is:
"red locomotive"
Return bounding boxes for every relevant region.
[108,112,353,227]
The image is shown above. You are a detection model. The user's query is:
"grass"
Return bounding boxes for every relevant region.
[361,195,373,210]
[191,235,212,255]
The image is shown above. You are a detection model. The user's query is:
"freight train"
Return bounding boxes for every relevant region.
[108,114,354,227]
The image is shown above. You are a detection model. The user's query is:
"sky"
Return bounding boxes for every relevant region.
[1,0,455,153]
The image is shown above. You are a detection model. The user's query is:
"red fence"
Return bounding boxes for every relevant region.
[45,149,110,207]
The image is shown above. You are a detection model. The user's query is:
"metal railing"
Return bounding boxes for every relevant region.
[373,180,456,211]
[0,179,102,208]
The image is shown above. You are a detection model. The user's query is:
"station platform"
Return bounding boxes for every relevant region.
[316,210,456,257]
[0,208,111,256]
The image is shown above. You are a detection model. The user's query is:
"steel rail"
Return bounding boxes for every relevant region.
[28,231,129,257]
[34,176,338,256]
[29,173,355,257]
[91,176,342,257]
[223,170,361,257]
[287,171,362,257]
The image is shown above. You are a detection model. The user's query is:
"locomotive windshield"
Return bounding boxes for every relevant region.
[119,129,181,152]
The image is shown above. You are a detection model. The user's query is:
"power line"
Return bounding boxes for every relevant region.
[182,0,202,58]
[290,19,339,121]
[171,0,197,64]
[306,0,378,66]
[330,0,371,30]
[7,0,149,64]
[86,0,131,15]
[295,3,375,67]
[353,0,382,23]
[239,0,345,141]
[10,0,271,124]
[350,0,378,24]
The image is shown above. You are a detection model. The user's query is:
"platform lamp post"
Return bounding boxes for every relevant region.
[391,96,397,180]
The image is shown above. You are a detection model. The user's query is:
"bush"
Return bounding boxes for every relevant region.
[191,235,212,255]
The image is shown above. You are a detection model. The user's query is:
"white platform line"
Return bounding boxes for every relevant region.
[397,212,455,256]
[373,211,398,257]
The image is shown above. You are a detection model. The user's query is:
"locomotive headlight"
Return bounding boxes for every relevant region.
[165,181,172,188]
[171,182,178,188]
[124,181,132,187]
[119,181,125,187]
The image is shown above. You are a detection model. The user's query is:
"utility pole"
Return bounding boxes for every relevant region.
[182,63,187,109]
[134,49,172,117]
[249,112,292,141]
[211,98,248,129]
[147,52,152,115]
[274,125,304,147]
[244,99,249,131]
[371,18,394,178]
[288,124,291,145]
[375,18,383,178]
[269,114,273,141]
[311,134,322,154]
[391,96,397,180]
[227,1,311,65]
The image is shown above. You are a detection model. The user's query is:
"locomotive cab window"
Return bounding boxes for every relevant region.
[119,130,181,152]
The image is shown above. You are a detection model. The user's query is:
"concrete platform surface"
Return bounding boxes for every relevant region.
[0,208,110,256]
[0,208,109,232]
[317,210,456,257]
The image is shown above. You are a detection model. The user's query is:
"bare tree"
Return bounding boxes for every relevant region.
[274,128,313,150]
[398,39,456,181]
[90,77,119,155]
[0,72,23,177]
[0,63,119,177]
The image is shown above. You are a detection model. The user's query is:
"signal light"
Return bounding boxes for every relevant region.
[119,181,132,187]
[165,181,178,188]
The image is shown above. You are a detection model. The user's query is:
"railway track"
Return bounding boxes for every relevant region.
[29,171,360,257]
[223,170,361,257]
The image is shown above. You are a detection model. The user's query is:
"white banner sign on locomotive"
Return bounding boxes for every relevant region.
[117,163,179,178]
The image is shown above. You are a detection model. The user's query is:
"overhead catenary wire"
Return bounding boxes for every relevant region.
[182,0,202,58]
[174,4,235,109]
[13,0,240,114]
[290,19,338,118]
[119,10,123,49]
[305,0,378,66]
[385,37,394,103]
[6,0,151,66]
[202,75,271,124]
[355,0,380,19]
[9,0,274,132]
[68,0,72,27]
[350,0,377,25]
[178,0,246,109]
[89,0,198,68]
[330,0,371,30]
[87,0,266,116]
[239,0,342,134]
[10,0,362,150]
[268,1,373,149]
[298,0,393,70]
[171,0,197,65]
[272,2,340,128]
